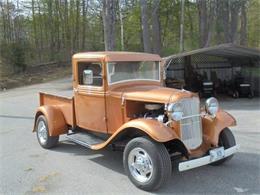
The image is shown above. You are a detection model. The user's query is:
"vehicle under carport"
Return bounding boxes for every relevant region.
[163,44,260,98]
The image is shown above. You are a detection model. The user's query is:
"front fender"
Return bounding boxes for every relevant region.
[202,109,236,146]
[33,105,68,136]
[118,118,180,142]
[91,118,180,150]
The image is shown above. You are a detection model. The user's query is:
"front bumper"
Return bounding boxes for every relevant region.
[178,145,239,172]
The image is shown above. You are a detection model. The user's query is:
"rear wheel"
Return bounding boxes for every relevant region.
[36,115,59,149]
[211,128,236,166]
[123,137,172,191]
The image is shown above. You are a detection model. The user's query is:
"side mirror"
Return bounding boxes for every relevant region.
[83,70,93,85]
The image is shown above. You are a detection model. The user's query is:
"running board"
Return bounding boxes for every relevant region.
[66,131,105,149]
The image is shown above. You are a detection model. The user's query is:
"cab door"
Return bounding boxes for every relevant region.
[73,61,107,133]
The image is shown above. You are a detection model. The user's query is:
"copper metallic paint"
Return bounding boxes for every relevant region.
[73,51,161,62]
[74,86,107,133]
[202,110,236,146]
[91,118,180,150]
[33,105,68,136]
[39,92,74,126]
[33,52,237,156]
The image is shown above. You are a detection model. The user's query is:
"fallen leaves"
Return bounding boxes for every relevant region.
[31,171,59,193]
[32,185,46,193]
[24,167,33,172]
[39,172,59,182]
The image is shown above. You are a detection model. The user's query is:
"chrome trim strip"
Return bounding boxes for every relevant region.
[181,114,202,120]
[178,145,240,172]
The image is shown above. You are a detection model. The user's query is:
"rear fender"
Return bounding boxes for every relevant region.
[202,109,236,146]
[33,105,68,136]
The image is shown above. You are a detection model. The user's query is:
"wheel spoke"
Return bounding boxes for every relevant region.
[37,120,47,144]
[128,147,153,183]
[139,169,147,177]
[144,167,151,175]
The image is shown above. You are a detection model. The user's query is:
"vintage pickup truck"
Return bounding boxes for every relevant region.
[33,52,239,191]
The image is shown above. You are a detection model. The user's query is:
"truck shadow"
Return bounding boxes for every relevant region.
[161,152,260,194]
[53,141,259,194]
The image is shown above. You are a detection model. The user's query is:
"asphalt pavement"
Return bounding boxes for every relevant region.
[0,78,259,194]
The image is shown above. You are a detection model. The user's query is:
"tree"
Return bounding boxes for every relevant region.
[222,0,230,43]
[204,0,215,47]
[0,0,259,76]
[152,0,161,54]
[230,0,240,43]
[118,0,125,51]
[179,0,184,51]
[140,0,151,53]
[197,0,208,47]
[240,0,248,46]
[102,0,116,51]
[82,0,89,50]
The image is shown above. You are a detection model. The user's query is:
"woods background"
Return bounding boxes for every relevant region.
[0,0,259,76]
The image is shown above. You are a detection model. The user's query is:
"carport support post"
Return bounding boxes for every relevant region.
[184,56,192,90]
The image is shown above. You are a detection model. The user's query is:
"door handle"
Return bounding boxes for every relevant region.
[73,88,78,93]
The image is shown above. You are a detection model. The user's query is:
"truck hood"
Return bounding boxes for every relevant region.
[120,85,196,104]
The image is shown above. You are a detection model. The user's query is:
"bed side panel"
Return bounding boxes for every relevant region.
[39,92,74,126]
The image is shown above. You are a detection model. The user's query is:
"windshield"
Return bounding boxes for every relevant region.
[107,61,160,84]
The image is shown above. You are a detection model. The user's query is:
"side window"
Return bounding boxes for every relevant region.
[78,62,103,87]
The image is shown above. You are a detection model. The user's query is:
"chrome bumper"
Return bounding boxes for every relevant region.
[178,145,240,172]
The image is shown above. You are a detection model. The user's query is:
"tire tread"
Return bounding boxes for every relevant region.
[36,115,59,149]
[123,136,172,191]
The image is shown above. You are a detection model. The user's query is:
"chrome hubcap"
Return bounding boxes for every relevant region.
[37,120,48,144]
[128,147,153,183]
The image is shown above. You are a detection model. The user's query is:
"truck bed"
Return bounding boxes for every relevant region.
[39,92,74,126]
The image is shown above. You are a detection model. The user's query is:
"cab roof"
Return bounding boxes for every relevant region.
[72,51,161,62]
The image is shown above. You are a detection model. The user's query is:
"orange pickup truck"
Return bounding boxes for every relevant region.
[33,52,239,191]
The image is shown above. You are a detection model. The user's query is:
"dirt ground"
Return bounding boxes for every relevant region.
[0,64,72,90]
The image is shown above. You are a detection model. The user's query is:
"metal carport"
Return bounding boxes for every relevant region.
[163,43,260,96]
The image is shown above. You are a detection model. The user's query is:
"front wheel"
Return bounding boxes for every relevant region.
[211,128,236,166]
[123,137,172,191]
[36,115,59,149]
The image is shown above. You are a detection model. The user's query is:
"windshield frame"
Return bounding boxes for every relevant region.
[106,61,161,85]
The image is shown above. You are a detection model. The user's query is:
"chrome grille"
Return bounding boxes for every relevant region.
[180,97,202,149]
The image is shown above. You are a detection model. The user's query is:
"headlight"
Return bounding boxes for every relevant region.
[167,103,183,121]
[205,97,219,117]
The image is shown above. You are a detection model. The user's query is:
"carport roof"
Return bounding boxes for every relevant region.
[164,43,260,61]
